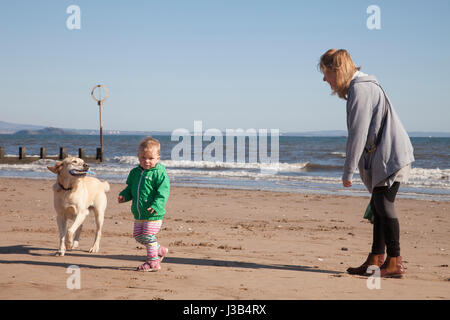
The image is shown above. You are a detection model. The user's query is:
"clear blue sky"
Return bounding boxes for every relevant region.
[1,0,449,132]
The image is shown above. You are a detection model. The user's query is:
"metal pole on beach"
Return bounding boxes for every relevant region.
[99,100,103,155]
[91,84,109,162]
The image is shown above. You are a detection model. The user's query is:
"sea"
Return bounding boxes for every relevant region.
[0,134,449,201]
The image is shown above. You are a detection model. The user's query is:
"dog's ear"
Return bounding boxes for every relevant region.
[47,161,64,174]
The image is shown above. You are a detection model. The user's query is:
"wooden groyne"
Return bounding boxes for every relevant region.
[0,146,104,164]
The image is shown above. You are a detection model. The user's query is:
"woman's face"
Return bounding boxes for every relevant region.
[322,68,337,91]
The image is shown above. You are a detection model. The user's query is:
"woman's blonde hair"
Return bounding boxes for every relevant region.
[319,49,360,100]
[138,137,161,156]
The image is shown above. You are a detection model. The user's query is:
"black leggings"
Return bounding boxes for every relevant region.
[370,182,401,257]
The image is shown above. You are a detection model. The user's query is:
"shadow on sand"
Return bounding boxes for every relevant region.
[0,244,343,275]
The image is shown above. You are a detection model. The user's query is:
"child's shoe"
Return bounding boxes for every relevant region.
[149,259,161,271]
[158,245,169,262]
[137,259,161,272]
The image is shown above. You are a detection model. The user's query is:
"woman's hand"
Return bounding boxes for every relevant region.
[343,179,352,187]
[118,195,125,203]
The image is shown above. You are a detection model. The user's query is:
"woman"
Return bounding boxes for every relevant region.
[319,49,414,278]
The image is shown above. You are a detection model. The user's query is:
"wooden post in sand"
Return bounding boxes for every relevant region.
[40,147,46,159]
[59,147,67,160]
[91,84,109,162]
[19,147,26,160]
[96,148,102,161]
[78,148,85,160]
[0,146,4,159]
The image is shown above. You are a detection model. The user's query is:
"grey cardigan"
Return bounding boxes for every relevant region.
[343,75,414,192]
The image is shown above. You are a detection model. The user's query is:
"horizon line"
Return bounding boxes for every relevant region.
[0,121,449,136]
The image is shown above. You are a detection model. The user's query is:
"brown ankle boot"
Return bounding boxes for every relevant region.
[380,256,405,278]
[347,253,385,275]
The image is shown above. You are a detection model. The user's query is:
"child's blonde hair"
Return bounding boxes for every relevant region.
[319,49,360,100]
[138,137,161,156]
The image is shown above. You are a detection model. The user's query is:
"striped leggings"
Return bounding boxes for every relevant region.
[133,220,162,261]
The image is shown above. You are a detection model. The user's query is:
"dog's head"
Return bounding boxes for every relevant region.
[48,157,90,186]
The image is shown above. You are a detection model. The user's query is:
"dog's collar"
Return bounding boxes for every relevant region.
[58,182,72,191]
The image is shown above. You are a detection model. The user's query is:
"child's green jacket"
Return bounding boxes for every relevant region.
[119,163,170,220]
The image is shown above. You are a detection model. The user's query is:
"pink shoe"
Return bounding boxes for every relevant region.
[137,259,161,272]
[158,245,168,262]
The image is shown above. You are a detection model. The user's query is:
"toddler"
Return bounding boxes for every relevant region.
[118,137,170,271]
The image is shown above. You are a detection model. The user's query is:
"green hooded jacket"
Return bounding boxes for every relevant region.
[119,163,170,220]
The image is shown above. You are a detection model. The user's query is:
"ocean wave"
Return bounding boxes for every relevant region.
[407,168,450,187]
[111,156,139,166]
[0,159,58,172]
[165,168,450,189]
[94,166,450,190]
[164,160,310,172]
[111,156,311,172]
[330,151,346,158]
[0,159,448,190]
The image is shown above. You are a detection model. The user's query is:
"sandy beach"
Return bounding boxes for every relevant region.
[0,177,448,300]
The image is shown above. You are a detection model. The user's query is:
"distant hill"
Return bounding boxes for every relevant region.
[13,127,76,136]
[0,121,170,136]
[0,121,44,134]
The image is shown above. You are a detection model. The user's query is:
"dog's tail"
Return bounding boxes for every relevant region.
[103,181,110,193]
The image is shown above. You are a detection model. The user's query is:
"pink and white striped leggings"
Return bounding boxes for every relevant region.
[133,220,162,261]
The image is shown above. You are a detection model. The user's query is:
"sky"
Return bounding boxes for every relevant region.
[1,0,449,133]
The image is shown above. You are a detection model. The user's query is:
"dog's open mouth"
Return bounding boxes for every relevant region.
[69,169,88,176]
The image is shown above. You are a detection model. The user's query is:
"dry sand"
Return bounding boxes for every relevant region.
[0,177,449,300]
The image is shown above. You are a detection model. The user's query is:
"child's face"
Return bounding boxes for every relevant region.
[138,149,160,170]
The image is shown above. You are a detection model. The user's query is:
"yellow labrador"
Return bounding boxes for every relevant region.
[48,157,110,256]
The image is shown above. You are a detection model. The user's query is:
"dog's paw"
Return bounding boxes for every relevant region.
[72,240,80,249]
[89,245,99,253]
[65,231,74,250]
[55,250,65,257]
